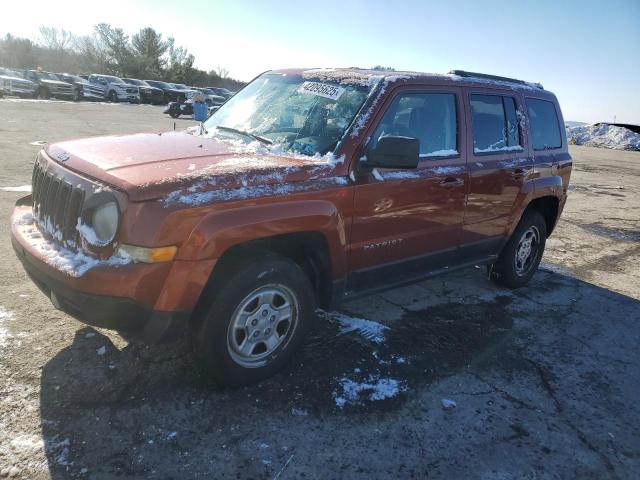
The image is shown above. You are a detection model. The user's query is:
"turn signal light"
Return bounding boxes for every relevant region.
[117,244,177,263]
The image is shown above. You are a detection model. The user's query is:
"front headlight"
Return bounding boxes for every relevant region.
[92,202,119,244]
[78,192,119,246]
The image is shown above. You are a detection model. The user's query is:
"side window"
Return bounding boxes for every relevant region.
[526,98,562,150]
[470,94,522,154]
[371,92,458,158]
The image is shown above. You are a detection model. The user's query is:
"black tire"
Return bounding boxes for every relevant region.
[194,255,315,387]
[488,210,547,289]
[108,90,119,103]
[169,111,180,118]
[38,87,50,100]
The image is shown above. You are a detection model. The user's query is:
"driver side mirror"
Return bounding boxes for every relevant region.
[365,136,419,169]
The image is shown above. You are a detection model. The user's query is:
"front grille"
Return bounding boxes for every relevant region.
[31,161,85,245]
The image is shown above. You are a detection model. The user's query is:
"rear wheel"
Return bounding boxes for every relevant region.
[194,255,315,387]
[108,90,119,103]
[488,210,547,288]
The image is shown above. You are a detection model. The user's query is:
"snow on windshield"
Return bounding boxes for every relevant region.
[201,73,371,157]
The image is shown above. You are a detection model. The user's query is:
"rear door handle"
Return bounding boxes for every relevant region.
[439,177,464,187]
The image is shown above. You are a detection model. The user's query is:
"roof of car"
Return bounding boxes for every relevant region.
[268,68,552,96]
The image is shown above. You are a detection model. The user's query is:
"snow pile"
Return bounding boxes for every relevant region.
[76,219,108,247]
[13,211,131,277]
[333,374,406,407]
[567,123,640,151]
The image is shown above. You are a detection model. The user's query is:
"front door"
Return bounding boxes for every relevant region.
[347,86,467,294]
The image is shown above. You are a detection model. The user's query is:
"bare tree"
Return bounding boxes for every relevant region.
[215,66,229,79]
[39,26,75,51]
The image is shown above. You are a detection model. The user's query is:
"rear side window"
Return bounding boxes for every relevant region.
[470,94,522,154]
[371,92,458,158]
[526,98,562,150]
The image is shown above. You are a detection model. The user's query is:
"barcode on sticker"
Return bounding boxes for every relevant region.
[298,81,345,101]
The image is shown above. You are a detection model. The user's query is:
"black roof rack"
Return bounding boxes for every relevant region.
[448,70,543,90]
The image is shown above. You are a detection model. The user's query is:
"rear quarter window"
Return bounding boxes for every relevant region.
[526,98,562,150]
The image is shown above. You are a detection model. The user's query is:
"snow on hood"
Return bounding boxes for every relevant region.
[45,131,347,202]
[567,123,640,151]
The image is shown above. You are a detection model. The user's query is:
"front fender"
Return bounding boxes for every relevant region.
[178,200,349,279]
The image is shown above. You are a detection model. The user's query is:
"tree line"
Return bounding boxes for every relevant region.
[0,25,246,90]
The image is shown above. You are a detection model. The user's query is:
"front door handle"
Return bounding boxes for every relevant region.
[439,177,464,187]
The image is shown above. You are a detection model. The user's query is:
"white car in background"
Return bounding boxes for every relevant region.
[0,67,38,98]
[88,74,140,103]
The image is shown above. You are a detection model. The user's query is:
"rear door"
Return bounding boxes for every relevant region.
[347,85,467,293]
[460,89,532,261]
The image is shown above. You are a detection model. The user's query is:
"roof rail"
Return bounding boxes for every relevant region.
[448,70,543,90]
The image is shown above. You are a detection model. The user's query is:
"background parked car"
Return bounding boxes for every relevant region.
[56,73,106,101]
[0,67,38,98]
[22,70,75,100]
[144,80,185,103]
[88,74,140,103]
[197,88,227,107]
[122,78,165,105]
[205,86,233,100]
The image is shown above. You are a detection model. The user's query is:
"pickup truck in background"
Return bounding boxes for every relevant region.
[0,67,38,98]
[11,68,571,386]
[88,74,140,103]
[23,70,75,100]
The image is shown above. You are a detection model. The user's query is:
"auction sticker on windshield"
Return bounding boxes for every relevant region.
[298,81,345,101]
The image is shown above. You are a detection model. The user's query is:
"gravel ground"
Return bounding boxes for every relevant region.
[0,99,639,479]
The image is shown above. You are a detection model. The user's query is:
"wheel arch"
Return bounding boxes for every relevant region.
[189,230,335,331]
[183,200,348,329]
[525,196,560,237]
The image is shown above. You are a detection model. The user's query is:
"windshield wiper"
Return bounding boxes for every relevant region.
[216,125,272,145]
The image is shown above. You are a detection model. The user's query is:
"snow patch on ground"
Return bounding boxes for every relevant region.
[321,311,389,344]
[333,374,406,407]
[0,306,15,349]
[1,185,31,192]
[567,123,640,151]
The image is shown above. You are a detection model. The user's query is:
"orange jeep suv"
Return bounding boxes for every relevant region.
[11,68,572,385]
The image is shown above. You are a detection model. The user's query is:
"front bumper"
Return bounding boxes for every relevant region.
[115,90,140,103]
[10,202,213,342]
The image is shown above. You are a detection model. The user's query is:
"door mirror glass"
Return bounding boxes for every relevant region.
[366,136,419,169]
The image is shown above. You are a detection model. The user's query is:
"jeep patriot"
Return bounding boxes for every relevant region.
[10,68,572,385]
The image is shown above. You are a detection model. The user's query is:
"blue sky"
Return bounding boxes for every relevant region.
[2,0,639,123]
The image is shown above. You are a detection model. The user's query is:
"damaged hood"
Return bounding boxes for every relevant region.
[46,131,345,202]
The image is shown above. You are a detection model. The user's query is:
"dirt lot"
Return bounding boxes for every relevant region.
[1,99,639,479]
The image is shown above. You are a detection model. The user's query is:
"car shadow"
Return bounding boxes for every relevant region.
[38,267,640,478]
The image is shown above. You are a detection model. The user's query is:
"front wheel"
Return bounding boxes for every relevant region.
[108,91,119,103]
[169,110,180,118]
[194,255,315,387]
[488,210,547,288]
